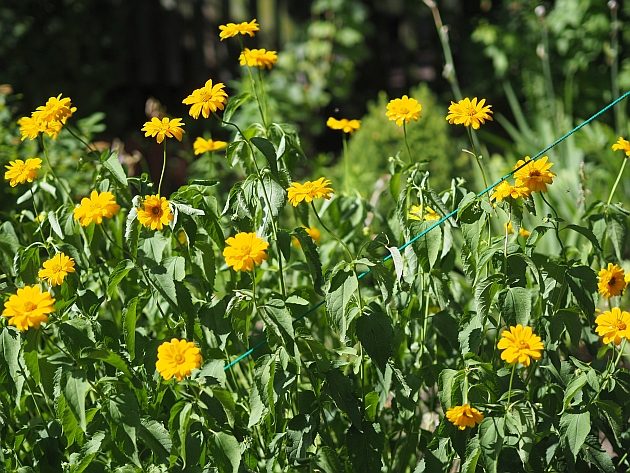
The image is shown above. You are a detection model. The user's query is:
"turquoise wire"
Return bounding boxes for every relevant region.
[224,90,630,372]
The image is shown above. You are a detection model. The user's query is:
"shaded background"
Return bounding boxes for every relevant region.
[1,0,628,195]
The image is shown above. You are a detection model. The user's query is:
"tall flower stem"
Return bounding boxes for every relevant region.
[466,128,489,190]
[606,157,627,206]
[30,186,48,248]
[506,363,517,410]
[158,141,167,196]
[403,122,412,164]
[217,116,286,298]
[343,135,350,193]
[462,369,469,405]
[311,202,352,262]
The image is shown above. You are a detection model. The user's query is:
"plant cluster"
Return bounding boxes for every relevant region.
[1,12,630,473]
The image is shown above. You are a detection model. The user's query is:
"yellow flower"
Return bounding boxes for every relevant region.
[598,263,627,298]
[38,252,76,286]
[386,95,422,127]
[513,156,555,193]
[219,19,259,40]
[491,181,530,202]
[239,48,278,69]
[18,116,43,141]
[223,232,269,272]
[612,137,630,157]
[73,190,121,226]
[519,227,531,238]
[497,324,544,367]
[32,94,76,124]
[141,117,185,144]
[4,158,42,187]
[445,404,484,430]
[182,79,228,119]
[408,204,439,221]
[595,307,630,345]
[137,195,174,231]
[446,97,493,129]
[2,285,55,331]
[287,177,334,206]
[193,137,228,155]
[326,117,361,134]
[155,338,202,381]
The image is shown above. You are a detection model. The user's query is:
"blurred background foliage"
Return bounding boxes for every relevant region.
[0,0,629,204]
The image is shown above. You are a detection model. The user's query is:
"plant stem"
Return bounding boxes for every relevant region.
[158,141,167,196]
[343,135,350,193]
[606,157,627,206]
[311,202,353,262]
[403,122,412,164]
[66,126,98,154]
[506,363,517,410]
[463,370,469,405]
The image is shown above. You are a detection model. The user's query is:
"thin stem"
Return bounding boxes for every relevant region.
[506,363,517,410]
[66,126,98,154]
[30,186,48,247]
[158,141,167,197]
[40,136,72,201]
[606,157,627,206]
[403,122,412,164]
[311,202,353,261]
[246,66,268,128]
[463,370,469,405]
[343,135,350,193]
[466,128,489,190]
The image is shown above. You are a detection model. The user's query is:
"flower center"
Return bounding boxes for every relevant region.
[174,353,185,364]
[24,301,37,312]
[617,321,626,331]
[151,206,162,216]
[518,340,530,350]
[609,277,616,286]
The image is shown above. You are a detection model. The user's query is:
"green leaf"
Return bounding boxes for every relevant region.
[563,224,601,251]
[479,416,505,473]
[438,369,464,409]
[48,210,64,239]
[559,411,590,460]
[140,232,170,264]
[459,312,484,355]
[163,256,186,282]
[107,259,135,298]
[346,422,383,473]
[499,287,532,326]
[68,431,106,473]
[356,308,394,372]
[124,297,139,360]
[294,227,324,294]
[251,136,278,174]
[411,221,442,272]
[364,391,380,422]
[317,446,344,473]
[103,152,128,187]
[474,274,503,318]
[258,299,295,347]
[85,349,133,379]
[63,368,90,432]
[138,418,172,461]
[325,265,358,341]
[223,92,251,123]
[562,373,587,410]
[324,369,361,426]
[210,432,241,473]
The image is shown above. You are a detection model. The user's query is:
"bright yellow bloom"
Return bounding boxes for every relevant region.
[598,263,627,298]
[239,48,278,69]
[491,181,530,202]
[446,97,493,129]
[386,95,422,127]
[137,195,174,231]
[497,324,544,367]
[513,156,555,193]
[519,227,531,238]
[38,252,76,286]
[182,79,228,119]
[287,178,334,206]
[2,285,55,331]
[141,117,185,144]
[445,404,484,430]
[612,137,630,157]
[193,137,228,155]
[408,204,439,221]
[155,338,202,381]
[18,116,43,141]
[223,232,269,272]
[73,190,121,226]
[595,307,630,345]
[4,158,42,187]
[326,117,361,134]
[219,19,259,40]
[32,94,76,124]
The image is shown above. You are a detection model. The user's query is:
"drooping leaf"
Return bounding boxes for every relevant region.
[356,308,394,372]
[325,265,358,341]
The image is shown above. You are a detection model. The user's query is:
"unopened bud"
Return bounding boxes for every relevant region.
[608,0,618,11]
[535,5,546,18]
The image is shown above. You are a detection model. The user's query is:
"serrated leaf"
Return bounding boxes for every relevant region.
[325,266,358,341]
[223,92,251,123]
[356,308,393,372]
[324,369,361,426]
[48,210,64,239]
[63,369,90,432]
[103,153,128,187]
[107,259,135,298]
[69,431,106,473]
[411,221,442,272]
[559,411,590,460]
[138,418,172,461]
[210,432,241,473]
